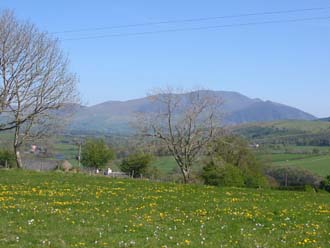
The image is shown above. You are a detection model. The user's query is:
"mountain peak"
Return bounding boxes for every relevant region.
[68,90,315,134]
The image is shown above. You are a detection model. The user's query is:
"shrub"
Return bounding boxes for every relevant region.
[143,166,166,181]
[120,153,153,178]
[81,139,115,169]
[201,161,245,187]
[0,150,16,168]
[242,168,269,188]
[320,175,330,193]
[265,166,321,187]
[204,135,268,188]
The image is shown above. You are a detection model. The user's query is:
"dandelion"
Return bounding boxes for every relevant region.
[184,239,191,245]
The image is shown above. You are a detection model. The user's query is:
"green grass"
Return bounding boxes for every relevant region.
[257,153,318,163]
[1,170,330,247]
[53,143,77,158]
[268,120,330,133]
[273,155,330,176]
[151,156,177,173]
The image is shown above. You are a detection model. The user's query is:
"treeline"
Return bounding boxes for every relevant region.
[234,126,330,146]
[57,134,330,193]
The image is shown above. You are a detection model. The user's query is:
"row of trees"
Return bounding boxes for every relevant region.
[78,136,330,192]
[0,10,78,168]
[78,138,155,178]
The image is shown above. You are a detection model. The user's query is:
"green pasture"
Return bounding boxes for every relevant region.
[0,170,330,247]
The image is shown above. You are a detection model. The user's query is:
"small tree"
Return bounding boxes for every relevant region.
[206,135,268,187]
[81,139,115,169]
[138,88,221,183]
[201,161,245,187]
[120,152,153,178]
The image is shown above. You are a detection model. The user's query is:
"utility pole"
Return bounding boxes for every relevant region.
[74,138,83,167]
[78,142,82,167]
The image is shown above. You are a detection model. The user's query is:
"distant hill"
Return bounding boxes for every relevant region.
[226,101,315,124]
[317,117,330,122]
[67,90,316,134]
[232,120,330,145]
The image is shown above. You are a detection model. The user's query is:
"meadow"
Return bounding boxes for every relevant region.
[1,170,330,248]
[152,151,330,177]
[271,155,330,176]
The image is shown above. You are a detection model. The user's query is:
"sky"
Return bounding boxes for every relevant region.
[0,0,329,117]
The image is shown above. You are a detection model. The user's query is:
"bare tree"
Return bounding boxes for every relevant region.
[138,88,222,183]
[0,10,78,168]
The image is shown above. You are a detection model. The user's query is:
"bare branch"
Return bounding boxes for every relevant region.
[137,88,222,183]
[0,10,79,168]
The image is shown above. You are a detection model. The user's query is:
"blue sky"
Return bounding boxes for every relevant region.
[0,1,329,117]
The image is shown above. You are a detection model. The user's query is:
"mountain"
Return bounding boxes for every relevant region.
[225,101,315,124]
[68,90,316,134]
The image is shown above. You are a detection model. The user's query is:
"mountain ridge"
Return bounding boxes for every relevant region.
[68,90,316,134]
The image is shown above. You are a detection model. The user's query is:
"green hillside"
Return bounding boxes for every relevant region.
[233,120,330,138]
[1,170,330,247]
[272,155,330,176]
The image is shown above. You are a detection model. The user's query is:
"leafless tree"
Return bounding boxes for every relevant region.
[0,10,78,168]
[138,87,222,183]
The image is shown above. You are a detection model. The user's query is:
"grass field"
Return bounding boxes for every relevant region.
[150,156,178,173]
[1,170,330,247]
[272,155,330,176]
[257,153,319,163]
[153,150,330,177]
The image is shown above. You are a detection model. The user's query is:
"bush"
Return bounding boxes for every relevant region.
[120,153,153,178]
[242,168,269,188]
[144,166,164,180]
[204,135,269,188]
[320,175,330,193]
[265,166,321,187]
[0,150,16,168]
[201,161,245,187]
[81,139,115,169]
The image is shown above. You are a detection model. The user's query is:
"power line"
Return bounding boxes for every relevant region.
[62,16,330,41]
[54,6,330,34]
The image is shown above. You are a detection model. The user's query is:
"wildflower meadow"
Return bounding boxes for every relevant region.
[0,170,330,247]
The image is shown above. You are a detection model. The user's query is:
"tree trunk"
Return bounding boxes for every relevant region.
[13,125,23,169]
[181,168,190,184]
[14,146,23,169]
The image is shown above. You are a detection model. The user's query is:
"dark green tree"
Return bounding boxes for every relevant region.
[201,160,244,187]
[81,139,115,169]
[120,153,153,178]
[204,135,268,187]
